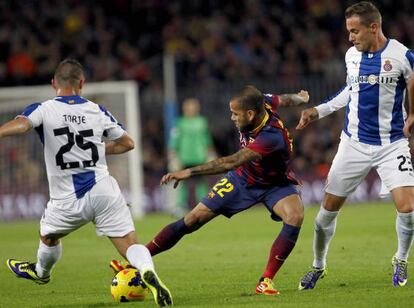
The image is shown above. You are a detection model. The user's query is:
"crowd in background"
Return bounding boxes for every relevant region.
[1,0,414,211]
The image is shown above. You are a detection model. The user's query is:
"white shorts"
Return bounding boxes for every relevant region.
[325,133,414,197]
[40,175,135,237]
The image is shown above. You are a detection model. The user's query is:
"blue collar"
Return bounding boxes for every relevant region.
[363,38,390,56]
[55,95,88,104]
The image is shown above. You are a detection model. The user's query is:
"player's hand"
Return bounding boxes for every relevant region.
[296,107,319,130]
[160,169,191,188]
[403,115,414,137]
[296,90,310,104]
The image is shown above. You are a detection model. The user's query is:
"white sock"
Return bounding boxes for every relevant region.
[35,241,62,278]
[395,211,414,261]
[126,244,155,272]
[312,206,339,269]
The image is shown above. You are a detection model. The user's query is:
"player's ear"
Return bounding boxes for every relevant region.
[370,22,378,33]
[79,78,84,90]
[247,110,255,121]
[51,78,56,89]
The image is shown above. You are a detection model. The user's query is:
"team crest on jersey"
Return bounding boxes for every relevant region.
[207,191,215,199]
[383,60,392,71]
[239,133,255,147]
[68,100,75,104]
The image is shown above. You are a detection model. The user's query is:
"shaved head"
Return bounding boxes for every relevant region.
[54,59,84,88]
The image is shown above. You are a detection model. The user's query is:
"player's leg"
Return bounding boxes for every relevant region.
[390,187,414,287]
[146,202,218,256]
[110,232,172,306]
[35,234,63,279]
[297,193,345,290]
[92,176,172,306]
[312,193,345,269]
[376,139,414,287]
[299,135,372,290]
[146,172,246,256]
[7,233,64,285]
[256,190,303,295]
[6,198,81,284]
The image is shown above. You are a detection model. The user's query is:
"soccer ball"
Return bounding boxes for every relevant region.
[110,268,149,302]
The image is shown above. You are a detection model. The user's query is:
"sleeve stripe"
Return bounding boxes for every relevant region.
[21,103,41,116]
[99,104,116,123]
[406,50,414,69]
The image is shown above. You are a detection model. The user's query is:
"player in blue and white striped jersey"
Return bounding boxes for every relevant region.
[296,2,414,289]
[1,59,172,306]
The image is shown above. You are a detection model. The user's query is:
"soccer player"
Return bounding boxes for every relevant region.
[296,1,414,290]
[2,59,172,307]
[145,85,308,295]
[168,98,215,215]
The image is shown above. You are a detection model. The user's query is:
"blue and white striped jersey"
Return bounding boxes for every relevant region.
[18,95,125,201]
[316,39,414,145]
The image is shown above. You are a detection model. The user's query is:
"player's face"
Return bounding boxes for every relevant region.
[229,100,254,132]
[346,15,376,52]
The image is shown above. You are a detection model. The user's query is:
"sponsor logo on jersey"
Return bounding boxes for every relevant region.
[349,74,395,85]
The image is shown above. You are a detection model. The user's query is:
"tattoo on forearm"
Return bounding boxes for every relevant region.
[190,157,230,176]
[279,94,302,106]
[189,149,261,176]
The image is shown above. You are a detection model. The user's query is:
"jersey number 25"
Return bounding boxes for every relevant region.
[53,127,99,170]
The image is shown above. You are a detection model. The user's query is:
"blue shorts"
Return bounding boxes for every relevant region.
[200,172,299,221]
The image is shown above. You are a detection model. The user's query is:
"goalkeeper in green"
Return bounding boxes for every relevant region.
[168,98,215,215]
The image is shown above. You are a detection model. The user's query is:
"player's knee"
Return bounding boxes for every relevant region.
[322,193,345,211]
[41,234,61,246]
[184,212,205,232]
[396,202,414,213]
[284,210,304,226]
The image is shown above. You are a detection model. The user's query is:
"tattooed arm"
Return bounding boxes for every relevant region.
[190,148,261,176]
[160,148,261,188]
[278,90,309,107]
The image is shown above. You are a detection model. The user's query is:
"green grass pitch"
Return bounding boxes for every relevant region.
[1,202,414,307]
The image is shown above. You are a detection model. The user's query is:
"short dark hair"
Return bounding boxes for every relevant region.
[54,59,84,88]
[345,1,382,26]
[232,85,264,113]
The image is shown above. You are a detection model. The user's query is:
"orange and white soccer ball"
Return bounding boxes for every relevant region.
[110,268,148,302]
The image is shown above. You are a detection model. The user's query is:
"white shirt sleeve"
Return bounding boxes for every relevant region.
[99,104,126,140]
[105,126,125,140]
[315,85,350,119]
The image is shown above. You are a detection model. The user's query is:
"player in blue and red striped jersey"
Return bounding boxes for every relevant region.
[143,85,309,295]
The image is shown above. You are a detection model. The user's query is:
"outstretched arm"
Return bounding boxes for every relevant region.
[296,107,319,130]
[278,90,309,107]
[296,85,350,130]
[0,117,32,139]
[403,72,414,137]
[160,148,261,188]
[105,132,135,154]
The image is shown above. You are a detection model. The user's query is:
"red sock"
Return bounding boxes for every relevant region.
[261,223,301,279]
[146,218,191,256]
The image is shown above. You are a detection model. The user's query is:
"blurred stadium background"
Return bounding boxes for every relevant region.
[1,0,414,220]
